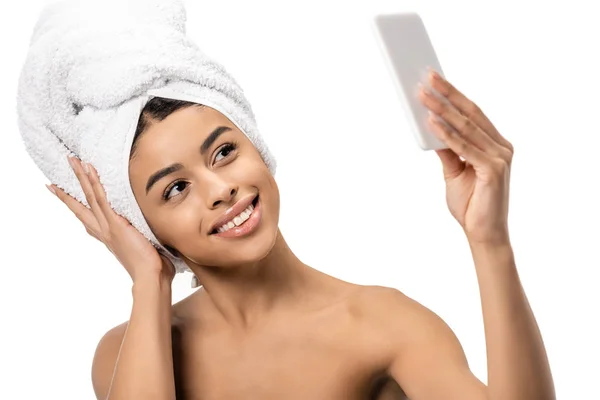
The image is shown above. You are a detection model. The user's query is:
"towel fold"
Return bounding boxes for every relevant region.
[16,0,277,277]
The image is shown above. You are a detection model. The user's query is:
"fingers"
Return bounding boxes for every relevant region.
[427,69,514,152]
[427,113,488,167]
[85,163,118,225]
[67,157,110,233]
[49,183,102,236]
[418,70,514,171]
[435,148,465,180]
[49,156,116,241]
[419,86,504,157]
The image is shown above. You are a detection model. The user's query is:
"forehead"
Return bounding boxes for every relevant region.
[137,106,238,152]
[147,105,229,136]
[130,107,244,177]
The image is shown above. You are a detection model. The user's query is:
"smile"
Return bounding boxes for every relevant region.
[216,197,256,232]
[210,195,261,238]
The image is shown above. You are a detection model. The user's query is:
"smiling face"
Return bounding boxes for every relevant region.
[128,100,280,269]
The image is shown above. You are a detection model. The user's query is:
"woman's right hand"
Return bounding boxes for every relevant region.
[47,156,176,284]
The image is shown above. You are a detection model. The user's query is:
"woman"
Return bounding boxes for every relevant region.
[46,69,555,399]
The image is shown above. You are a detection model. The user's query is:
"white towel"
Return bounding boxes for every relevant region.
[16,0,277,278]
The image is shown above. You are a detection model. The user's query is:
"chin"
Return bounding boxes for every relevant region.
[220,216,279,267]
[189,233,276,269]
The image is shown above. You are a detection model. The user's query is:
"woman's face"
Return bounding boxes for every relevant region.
[128,105,280,268]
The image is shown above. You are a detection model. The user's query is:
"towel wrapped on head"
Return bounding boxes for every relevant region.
[16,0,277,283]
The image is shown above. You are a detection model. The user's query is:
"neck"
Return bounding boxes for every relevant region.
[187,229,316,332]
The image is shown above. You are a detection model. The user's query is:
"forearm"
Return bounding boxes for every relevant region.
[469,240,555,400]
[107,276,176,400]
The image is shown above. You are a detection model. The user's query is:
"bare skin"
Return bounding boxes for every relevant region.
[91,227,411,399]
[176,276,406,398]
[171,264,413,398]
[103,272,411,399]
[50,71,554,399]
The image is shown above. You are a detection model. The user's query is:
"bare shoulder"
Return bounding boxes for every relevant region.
[355,285,440,319]
[90,321,129,400]
[356,285,486,397]
[350,284,414,318]
[352,285,461,347]
[353,284,414,306]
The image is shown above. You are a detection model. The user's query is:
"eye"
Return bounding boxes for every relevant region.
[161,142,238,202]
[214,142,238,163]
[163,180,188,201]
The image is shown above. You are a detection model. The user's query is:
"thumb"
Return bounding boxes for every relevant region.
[435,148,465,180]
[159,253,176,279]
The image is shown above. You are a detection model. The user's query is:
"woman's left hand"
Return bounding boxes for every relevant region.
[419,69,514,245]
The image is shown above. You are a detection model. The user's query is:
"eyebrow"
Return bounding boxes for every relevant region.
[145,126,232,195]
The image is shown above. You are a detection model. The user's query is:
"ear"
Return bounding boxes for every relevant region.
[191,274,201,288]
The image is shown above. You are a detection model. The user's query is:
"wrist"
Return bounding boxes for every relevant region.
[466,229,511,249]
[468,239,516,270]
[132,273,172,295]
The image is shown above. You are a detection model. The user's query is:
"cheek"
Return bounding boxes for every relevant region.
[147,201,204,246]
[266,172,279,208]
[229,153,270,183]
[261,166,281,225]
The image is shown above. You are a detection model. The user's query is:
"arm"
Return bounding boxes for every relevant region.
[381,287,488,400]
[383,242,555,399]
[47,157,178,399]
[91,274,176,400]
[384,69,555,399]
[469,241,554,399]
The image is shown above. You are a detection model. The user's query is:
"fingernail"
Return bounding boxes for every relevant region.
[427,67,440,80]
[46,184,56,195]
[82,162,90,175]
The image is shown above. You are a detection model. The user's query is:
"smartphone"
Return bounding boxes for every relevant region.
[372,12,450,151]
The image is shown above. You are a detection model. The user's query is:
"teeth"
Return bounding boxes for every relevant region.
[216,203,255,233]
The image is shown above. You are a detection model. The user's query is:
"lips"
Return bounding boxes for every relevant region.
[209,194,259,234]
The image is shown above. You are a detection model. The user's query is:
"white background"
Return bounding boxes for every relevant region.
[1,0,599,398]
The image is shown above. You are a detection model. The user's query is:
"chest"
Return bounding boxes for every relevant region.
[171,312,390,399]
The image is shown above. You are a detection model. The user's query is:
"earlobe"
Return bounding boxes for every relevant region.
[191,275,200,288]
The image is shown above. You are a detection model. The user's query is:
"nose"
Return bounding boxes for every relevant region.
[206,178,237,209]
